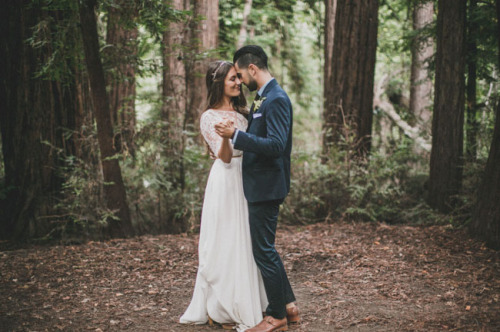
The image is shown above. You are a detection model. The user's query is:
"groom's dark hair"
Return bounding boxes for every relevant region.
[233,45,268,70]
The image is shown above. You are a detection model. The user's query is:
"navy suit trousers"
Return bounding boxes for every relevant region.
[248,200,296,319]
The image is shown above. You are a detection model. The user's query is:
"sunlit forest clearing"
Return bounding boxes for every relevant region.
[1,0,499,331]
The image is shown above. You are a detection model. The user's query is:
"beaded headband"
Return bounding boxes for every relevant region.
[212,61,231,80]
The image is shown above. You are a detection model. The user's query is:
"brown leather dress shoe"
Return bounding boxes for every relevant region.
[245,316,288,332]
[286,305,300,324]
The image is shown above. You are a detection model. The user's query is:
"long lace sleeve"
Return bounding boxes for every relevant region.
[200,111,223,158]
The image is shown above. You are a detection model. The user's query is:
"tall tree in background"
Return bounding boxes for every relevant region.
[79,0,133,237]
[185,0,219,131]
[105,0,139,157]
[161,0,188,233]
[322,0,379,157]
[237,0,253,48]
[323,0,336,136]
[409,0,433,133]
[470,0,500,249]
[428,0,466,212]
[0,1,81,239]
[466,0,479,161]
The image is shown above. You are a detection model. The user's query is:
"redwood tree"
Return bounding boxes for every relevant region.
[79,0,133,237]
[0,1,80,238]
[428,0,467,212]
[323,0,336,129]
[105,0,139,157]
[465,0,479,160]
[470,0,500,249]
[322,0,379,157]
[409,0,433,133]
[185,0,219,131]
[161,0,188,233]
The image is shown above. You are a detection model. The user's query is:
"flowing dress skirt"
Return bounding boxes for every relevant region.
[180,158,267,330]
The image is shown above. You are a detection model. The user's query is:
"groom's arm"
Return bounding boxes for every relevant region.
[233,97,291,158]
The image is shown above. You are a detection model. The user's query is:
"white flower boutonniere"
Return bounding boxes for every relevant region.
[253,97,266,112]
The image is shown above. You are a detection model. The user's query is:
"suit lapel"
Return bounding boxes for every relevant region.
[247,94,260,128]
[247,79,279,130]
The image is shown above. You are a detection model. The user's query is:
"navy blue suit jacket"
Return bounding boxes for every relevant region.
[234,79,293,203]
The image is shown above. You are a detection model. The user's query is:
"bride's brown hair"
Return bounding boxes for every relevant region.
[205,61,248,115]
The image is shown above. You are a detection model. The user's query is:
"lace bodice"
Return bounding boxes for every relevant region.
[200,109,248,158]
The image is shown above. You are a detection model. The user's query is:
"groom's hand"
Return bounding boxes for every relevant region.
[215,120,235,139]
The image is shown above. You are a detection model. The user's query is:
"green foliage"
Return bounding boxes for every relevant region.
[443,159,488,229]
[26,0,84,83]
[136,0,189,42]
[468,0,499,84]
[378,0,414,67]
[282,138,440,226]
[219,0,312,99]
[45,132,114,241]
[122,98,211,234]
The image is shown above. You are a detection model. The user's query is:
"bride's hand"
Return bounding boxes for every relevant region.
[215,120,235,139]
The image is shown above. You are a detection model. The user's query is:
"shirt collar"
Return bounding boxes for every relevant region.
[257,77,275,97]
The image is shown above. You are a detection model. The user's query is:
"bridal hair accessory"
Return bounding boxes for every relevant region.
[212,61,230,80]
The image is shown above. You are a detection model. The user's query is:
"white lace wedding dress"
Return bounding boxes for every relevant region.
[180,109,267,331]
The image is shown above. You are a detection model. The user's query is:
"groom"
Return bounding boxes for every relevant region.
[215,45,299,332]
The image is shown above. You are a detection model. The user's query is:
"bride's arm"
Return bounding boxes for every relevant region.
[218,138,233,163]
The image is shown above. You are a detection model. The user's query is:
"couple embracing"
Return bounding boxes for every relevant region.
[180,45,299,332]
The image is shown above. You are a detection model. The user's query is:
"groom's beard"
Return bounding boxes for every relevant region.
[246,77,258,91]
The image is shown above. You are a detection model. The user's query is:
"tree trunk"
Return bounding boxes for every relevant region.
[79,0,133,237]
[105,0,138,158]
[237,0,253,48]
[428,0,466,212]
[161,0,188,233]
[324,0,336,87]
[185,0,219,132]
[323,0,337,159]
[466,0,479,161]
[469,0,500,249]
[409,0,433,133]
[322,0,379,158]
[0,1,81,239]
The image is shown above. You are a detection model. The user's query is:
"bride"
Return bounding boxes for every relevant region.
[179,61,267,330]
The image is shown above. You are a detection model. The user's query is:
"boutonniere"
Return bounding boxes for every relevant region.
[254,97,267,112]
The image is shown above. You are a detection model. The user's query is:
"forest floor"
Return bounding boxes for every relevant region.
[0,221,499,332]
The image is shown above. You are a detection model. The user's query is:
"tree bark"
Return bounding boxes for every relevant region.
[469,0,500,249]
[323,0,337,158]
[322,0,379,158]
[466,0,479,161]
[161,0,188,233]
[324,0,336,87]
[105,0,139,158]
[428,0,466,212]
[0,1,81,239]
[237,0,253,48]
[185,0,219,132]
[409,0,433,133]
[79,0,133,237]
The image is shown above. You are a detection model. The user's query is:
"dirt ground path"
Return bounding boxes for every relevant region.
[1,222,499,331]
